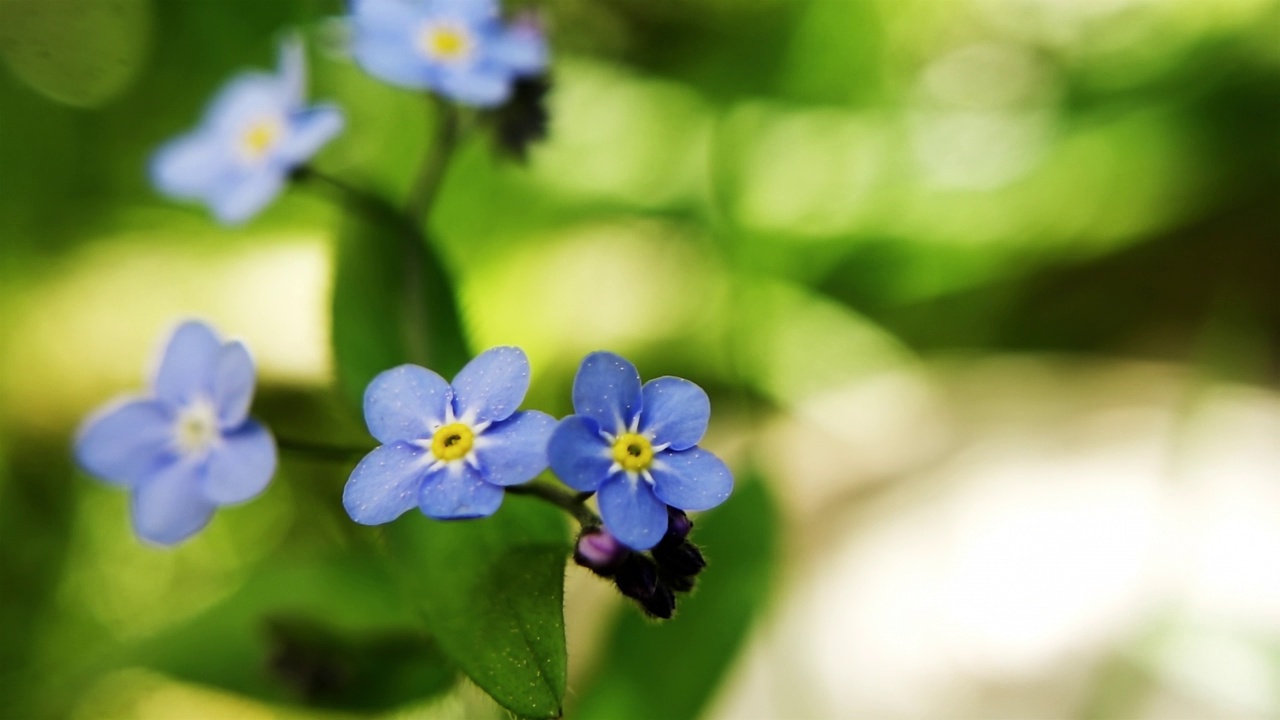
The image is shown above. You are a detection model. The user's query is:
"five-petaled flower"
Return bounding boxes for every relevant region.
[150,36,345,225]
[349,0,548,107]
[75,320,278,546]
[343,346,556,522]
[548,352,733,550]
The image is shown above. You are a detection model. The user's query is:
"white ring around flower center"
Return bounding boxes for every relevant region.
[174,398,219,455]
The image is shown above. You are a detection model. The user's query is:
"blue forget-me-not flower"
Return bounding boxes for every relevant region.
[75,320,278,546]
[548,352,734,550]
[349,0,548,107]
[150,37,345,225]
[344,346,556,523]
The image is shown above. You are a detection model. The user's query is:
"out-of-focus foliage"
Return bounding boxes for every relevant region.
[5,0,1280,717]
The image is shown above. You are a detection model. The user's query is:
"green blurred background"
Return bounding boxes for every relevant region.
[4,0,1280,717]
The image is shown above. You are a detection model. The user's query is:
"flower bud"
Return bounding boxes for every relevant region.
[639,582,676,620]
[614,554,658,601]
[662,571,695,593]
[574,527,629,576]
[653,538,706,578]
[665,508,693,540]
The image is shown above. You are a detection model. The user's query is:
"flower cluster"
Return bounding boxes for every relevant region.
[77,329,731,603]
[151,0,549,225]
[341,349,734,556]
[78,0,730,621]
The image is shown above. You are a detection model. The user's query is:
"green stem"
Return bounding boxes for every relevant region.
[293,165,386,213]
[507,482,601,527]
[406,96,461,224]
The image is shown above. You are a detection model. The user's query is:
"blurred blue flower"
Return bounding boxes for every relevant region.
[349,0,548,107]
[150,37,345,225]
[344,346,556,522]
[75,320,277,546]
[548,352,733,550]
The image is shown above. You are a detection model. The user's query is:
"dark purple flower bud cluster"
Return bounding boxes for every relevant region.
[573,508,706,620]
[488,74,551,161]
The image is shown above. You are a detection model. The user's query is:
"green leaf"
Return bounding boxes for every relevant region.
[0,0,151,108]
[126,554,457,712]
[0,441,78,716]
[384,495,570,719]
[331,191,469,408]
[574,475,779,720]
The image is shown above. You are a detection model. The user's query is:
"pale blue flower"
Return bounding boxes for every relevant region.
[548,352,733,551]
[343,346,556,522]
[349,0,548,107]
[75,320,277,546]
[150,37,344,224]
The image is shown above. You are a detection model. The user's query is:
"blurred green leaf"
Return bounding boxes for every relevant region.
[385,495,570,719]
[575,474,778,720]
[0,0,151,108]
[0,441,78,716]
[262,615,455,711]
[330,190,469,408]
[126,554,456,712]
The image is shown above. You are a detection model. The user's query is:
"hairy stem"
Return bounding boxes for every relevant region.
[507,482,601,527]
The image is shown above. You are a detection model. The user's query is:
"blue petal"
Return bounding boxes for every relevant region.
[352,0,426,31]
[154,320,221,407]
[638,376,709,451]
[201,420,276,504]
[75,398,175,486]
[209,170,286,225]
[547,415,612,492]
[473,410,554,486]
[212,340,255,428]
[489,26,547,75]
[278,34,307,108]
[431,0,499,23]
[436,64,512,107]
[451,346,530,425]
[279,105,344,164]
[418,461,504,519]
[572,351,642,436]
[343,441,431,524]
[597,473,668,550]
[130,459,217,546]
[351,2,434,89]
[352,36,434,89]
[363,364,453,444]
[205,73,289,137]
[150,131,228,199]
[649,447,733,512]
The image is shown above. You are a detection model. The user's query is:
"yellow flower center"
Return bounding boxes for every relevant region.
[431,422,474,462]
[420,24,471,61]
[240,116,283,161]
[612,432,654,473]
[175,400,219,455]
